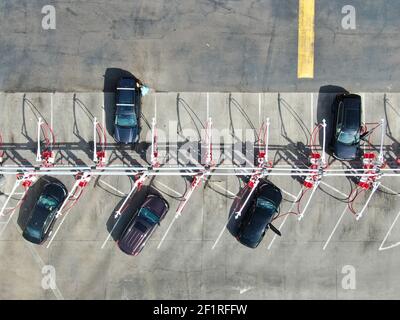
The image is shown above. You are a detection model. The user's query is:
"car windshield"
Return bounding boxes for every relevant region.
[118,90,135,105]
[134,221,148,233]
[256,197,276,211]
[37,195,59,211]
[139,207,160,225]
[116,114,136,127]
[25,225,41,240]
[338,130,358,145]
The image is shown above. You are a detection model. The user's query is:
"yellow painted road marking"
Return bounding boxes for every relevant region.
[298,0,315,78]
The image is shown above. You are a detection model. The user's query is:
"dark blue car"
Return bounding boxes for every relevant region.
[22,182,67,244]
[114,77,140,144]
[330,93,362,161]
[236,180,282,248]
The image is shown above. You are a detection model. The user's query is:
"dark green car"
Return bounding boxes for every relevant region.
[237,180,283,248]
[22,182,67,244]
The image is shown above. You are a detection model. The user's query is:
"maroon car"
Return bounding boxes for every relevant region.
[118,194,169,256]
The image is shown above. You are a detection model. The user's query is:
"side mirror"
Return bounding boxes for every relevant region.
[268,223,281,237]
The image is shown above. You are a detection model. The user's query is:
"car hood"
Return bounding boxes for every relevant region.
[114,125,138,144]
[334,141,357,160]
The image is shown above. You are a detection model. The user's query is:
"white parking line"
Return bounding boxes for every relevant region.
[379,209,400,251]
[46,212,70,249]
[380,184,398,195]
[157,215,178,249]
[98,179,126,196]
[320,181,348,197]
[211,213,236,250]
[323,205,348,250]
[101,217,121,249]
[280,188,298,201]
[209,182,237,198]
[12,220,64,300]
[153,180,182,197]
[378,184,400,251]
[267,188,303,250]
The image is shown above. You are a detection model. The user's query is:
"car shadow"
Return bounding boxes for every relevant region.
[105,184,162,242]
[316,85,349,156]
[226,185,251,237]
[17,176,65,230]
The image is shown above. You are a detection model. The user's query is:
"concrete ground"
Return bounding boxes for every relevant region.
[1,0,400,92]
[1,91,400,299]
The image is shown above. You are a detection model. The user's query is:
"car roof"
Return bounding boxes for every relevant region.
[117,77,136,88]
[339,94,361,109]
[27,206,51,232]
[142,194,169,217]
[43,182,66,198]
[257,181,283,207]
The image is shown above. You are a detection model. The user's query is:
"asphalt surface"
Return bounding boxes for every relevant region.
[0,91,400,299]
[1,0,400,301]
[0,0,400,92]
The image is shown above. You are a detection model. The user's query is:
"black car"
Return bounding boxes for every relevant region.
[118,194,169,256]
[236,180,282,248]
[330,93,362,160]
[22,182,67,244]
[114,77,140,144]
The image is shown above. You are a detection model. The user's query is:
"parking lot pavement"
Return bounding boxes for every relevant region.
[1,90,400,299]
[2,1,400,92]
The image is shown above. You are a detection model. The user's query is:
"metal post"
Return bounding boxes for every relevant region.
[265,117,270,164]
[321,119,327,166]
[378,118,385,164]
[151,117,158,167]
[234,178,262,220]
[114,173,148,218]
[55,179,81,219]
[93,117,97,163]
[176,174,204,217]
[205,117,213,167]
[36,117,43,162]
